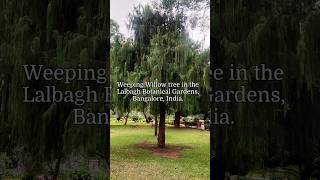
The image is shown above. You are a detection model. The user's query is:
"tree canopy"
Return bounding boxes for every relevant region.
[111,0,210,147]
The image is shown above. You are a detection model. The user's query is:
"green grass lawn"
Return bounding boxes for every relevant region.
[110,122,210,180]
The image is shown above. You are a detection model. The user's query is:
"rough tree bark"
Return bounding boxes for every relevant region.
[158,102,165,148]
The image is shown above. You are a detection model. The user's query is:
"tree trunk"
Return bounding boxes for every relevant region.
[158,102,166,148]
[154,115,158,136]
[1,80,9,122]
[142,103,150,123]
[53,105,73,179]
[143,111,149,123]
[124,115,128,125]
[212,1,225,177]
[53,154,62,180]
[174,111,180,128]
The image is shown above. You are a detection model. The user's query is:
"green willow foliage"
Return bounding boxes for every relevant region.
[0,0,109,176]
[110,1,210,120]
[213,0,320,177]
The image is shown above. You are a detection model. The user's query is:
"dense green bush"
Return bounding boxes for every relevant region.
[70,170,92,180]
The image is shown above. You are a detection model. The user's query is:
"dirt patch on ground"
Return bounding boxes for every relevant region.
[135,141,192,159]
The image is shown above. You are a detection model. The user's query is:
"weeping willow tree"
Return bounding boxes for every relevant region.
[212,0,320,178]
[0,0,109,178]
[111,0,210,148]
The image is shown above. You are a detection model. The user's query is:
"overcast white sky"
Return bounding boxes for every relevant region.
[110,0,210,48]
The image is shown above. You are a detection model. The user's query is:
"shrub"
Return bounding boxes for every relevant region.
[70,170,92,180]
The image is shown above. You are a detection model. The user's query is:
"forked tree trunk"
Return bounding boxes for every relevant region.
[143,111,149,123]
[157,102,165,148]
[174,111,180,128]
[154,115,158,136]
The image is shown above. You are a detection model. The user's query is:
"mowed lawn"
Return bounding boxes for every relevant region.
[110,123,210,180]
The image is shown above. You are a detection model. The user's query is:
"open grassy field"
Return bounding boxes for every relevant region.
[110,122,210,180]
